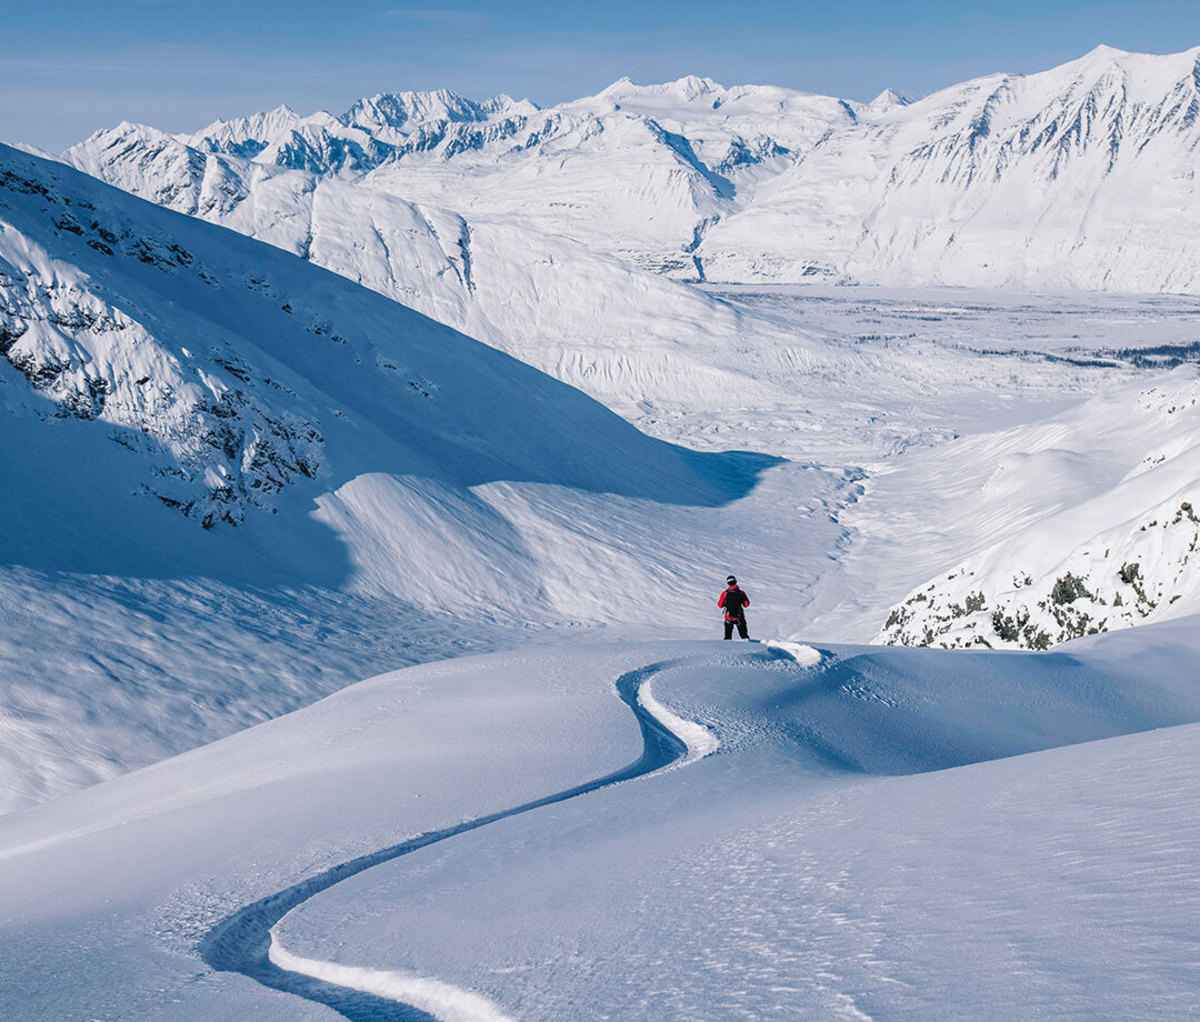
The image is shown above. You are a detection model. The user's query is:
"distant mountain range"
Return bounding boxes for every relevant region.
[64,46,1200,294]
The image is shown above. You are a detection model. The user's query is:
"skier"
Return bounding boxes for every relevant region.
[718,575,750,640]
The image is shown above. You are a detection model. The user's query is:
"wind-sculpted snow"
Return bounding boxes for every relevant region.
[270,633,1200,1021]
[0,645,712,1020]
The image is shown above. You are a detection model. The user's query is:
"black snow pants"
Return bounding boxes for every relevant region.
[724,615,749,640]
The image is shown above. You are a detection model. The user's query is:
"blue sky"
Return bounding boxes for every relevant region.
[4,0,1200,151]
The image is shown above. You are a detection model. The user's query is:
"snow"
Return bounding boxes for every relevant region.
[869,368,1200,648]
[5,136,1200,817]
[66,48,1200,295]
[637,672,720,764]
[7,44,1200,1022]
[0,142,806,813]
[267,939,519,1022]
[4,630,1200,1020]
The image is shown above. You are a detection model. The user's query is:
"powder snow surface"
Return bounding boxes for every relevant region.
[3,631,1200,1020]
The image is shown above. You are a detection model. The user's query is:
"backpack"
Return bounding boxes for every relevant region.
[723,587,746,618]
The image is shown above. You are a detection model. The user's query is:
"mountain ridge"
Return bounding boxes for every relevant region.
[64,46,1200,294]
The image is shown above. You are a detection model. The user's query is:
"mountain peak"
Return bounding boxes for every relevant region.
[866,88,912,112]
[68,121,179,157]
[1062,43,1200,75]
[670,74,722,97]
[341,89,485,132]
[599,75,724,103]
[186,105,311,152]
[1082,43,1130,59]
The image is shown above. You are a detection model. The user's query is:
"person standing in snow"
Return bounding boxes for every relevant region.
[719,575,750,640]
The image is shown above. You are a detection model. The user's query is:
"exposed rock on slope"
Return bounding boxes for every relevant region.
[0,160,322,529]
[878,369,1200,649]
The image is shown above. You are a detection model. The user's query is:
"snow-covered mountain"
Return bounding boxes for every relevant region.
[2,141,840,812]
[9,43,1200,1022]
[66,46,1200,294]
[6,125,1157,820]
[701,45,1200,291]
[874,368,1200,649]
[62,119,856,449]
[186,90,539,173]
[0,143,748,554]
[170,75,856,274]
[63,75,862,281]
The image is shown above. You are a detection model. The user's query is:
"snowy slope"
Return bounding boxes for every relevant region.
[4,626,1200,1020]
[874,368,1200,649]
[67,47,1200,295]
[701,46,1200,291]
[0,143,755,557]
[2,143,856,815]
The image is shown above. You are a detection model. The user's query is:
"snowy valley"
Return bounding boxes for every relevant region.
[3,41,1200,1022]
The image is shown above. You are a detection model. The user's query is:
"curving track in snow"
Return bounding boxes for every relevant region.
[200,661,717,1022]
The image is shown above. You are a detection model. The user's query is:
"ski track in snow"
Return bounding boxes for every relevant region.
[201,655,732,1022]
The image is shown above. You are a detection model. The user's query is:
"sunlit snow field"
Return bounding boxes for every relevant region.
[5,634,1200,1021]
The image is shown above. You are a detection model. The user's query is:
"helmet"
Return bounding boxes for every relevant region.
[726,575,737,585]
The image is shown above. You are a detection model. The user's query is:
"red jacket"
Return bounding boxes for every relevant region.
[718,585,749,620]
